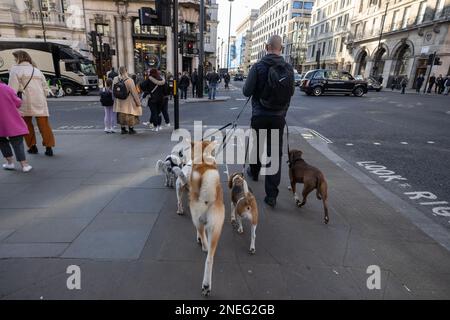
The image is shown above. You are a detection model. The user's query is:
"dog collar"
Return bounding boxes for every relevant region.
[236,196,246,206]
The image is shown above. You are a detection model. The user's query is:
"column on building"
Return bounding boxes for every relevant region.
[116,15,125,68]
[124,17,135,74]
[382,59,394,87]
[166,27,174,74]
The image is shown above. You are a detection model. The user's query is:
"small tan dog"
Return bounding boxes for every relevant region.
[288,149,329,224]
[189,140,225,297]
[228,172,258,254]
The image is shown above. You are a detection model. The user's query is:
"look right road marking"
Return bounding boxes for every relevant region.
[357,161,450,222]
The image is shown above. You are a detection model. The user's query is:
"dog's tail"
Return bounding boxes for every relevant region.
[173,167,189,185]
[316,175,329,224]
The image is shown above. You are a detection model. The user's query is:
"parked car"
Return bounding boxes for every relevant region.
[294,73,303,86]
[234,74,244,81]
[300,69,368,97]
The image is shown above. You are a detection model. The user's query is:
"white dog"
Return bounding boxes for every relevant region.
[156,150,186,188]
[172,160,192,215]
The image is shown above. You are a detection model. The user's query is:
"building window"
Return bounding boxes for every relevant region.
[391,10,399,31]
[402,7,410,28]
[417,1,427,24]
[293,1,302,9]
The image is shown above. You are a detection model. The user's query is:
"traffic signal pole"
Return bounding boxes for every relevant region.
[173,0,180,129]
[423,51,436,94]
[198,0,205,98]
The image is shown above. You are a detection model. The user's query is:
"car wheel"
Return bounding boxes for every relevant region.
[353,87,364,97]
[376,88,381,92]
[63,85,75,96]
[312,86,323,96]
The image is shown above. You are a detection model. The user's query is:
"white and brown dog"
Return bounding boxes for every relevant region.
[228,172,258,254]
[189,140,225,297]
[156,149,186,188]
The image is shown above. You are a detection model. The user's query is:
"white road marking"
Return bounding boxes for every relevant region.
[345,143,354,146]
[235,98,247,101]
[230,107,238,110]
[309,129,333,144]
[403,285,411,292]
[400,142,408,145]
[373,142,381,145]
[427,141,435,144]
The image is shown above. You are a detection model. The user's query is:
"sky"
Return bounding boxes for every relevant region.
[216,0,266,42]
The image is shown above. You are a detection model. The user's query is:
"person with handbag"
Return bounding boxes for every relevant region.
[112,66,142,134]
[0,81,32,172]
[8,50,55,156]
[139,68,165,132]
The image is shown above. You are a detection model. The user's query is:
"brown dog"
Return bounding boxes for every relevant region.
[288,149,329,224]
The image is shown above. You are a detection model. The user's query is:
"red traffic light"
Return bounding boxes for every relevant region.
[187,42,194,49]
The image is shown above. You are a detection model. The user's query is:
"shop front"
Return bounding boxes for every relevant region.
[132,18,167,77]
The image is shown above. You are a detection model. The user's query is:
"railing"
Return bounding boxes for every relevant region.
[27,10,66,26]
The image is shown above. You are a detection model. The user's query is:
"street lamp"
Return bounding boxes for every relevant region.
[227,0,234,71]
[372,1,389,77]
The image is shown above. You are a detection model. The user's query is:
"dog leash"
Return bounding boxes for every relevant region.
[286,122,292,168]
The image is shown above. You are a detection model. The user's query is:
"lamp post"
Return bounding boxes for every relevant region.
[227,0,234,71]
[198,0,205,98]
[38,0,47,42]
[372,0,389,77]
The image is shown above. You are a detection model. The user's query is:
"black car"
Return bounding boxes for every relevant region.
[294,73,303,86]
[300,69,368,97]
[234,74,244,81]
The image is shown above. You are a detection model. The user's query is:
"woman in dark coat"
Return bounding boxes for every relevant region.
[140,69,165,131]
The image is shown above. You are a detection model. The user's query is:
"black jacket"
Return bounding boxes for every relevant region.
[243,53,294,117]
[179,75,190,88]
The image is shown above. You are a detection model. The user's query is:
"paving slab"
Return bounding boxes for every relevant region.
[0,243,69,258]
[101,188,167,214]
[61,214,158,259]
[3,217,91,243]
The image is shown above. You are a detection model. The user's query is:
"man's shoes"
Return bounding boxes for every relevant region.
[246,167,258,182]
[264,196,276,208]
[27,145,38,154]
[45,147,53,157]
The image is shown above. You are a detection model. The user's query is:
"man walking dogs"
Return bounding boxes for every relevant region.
[243,35,295,208]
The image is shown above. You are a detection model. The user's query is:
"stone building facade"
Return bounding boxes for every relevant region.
[0,0,218,77]
[251,0,314,64]
[304,0,356,72]
[348,0,450,88]
[231,9,258,74]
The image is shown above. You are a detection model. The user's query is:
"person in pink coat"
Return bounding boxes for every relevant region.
[0,82,32,172]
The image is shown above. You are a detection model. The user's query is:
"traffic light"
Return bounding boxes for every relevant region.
[139,7,158,26]
[187,41,194,54]
[427,53,435,66]
[156,0,171,26]
[88,31,98,57]
[103,43,111,58]
[434,56,442,65]
[178,32,184,54]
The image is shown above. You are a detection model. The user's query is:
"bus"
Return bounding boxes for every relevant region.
[0,39,98,95]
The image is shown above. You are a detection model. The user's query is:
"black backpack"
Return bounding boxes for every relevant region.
[100,89,114,106]
[260,61,294,110]
[113,78,129,100]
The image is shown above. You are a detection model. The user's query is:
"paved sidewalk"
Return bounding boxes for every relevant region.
[0,126,449,299]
